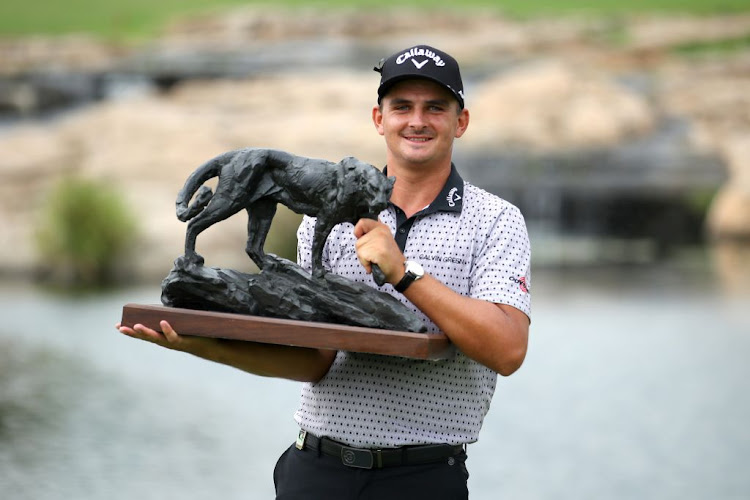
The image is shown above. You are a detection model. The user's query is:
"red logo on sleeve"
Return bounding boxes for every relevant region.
[510,276,530,293]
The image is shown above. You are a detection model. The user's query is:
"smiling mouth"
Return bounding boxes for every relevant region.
[405,136,432,142]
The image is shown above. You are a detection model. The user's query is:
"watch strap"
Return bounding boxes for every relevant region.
[394,271,416,293]
[395,261,423,293]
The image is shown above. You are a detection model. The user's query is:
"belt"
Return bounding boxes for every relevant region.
[296,430,464,469]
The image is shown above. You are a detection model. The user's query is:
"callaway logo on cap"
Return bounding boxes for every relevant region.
[374,45,465,109]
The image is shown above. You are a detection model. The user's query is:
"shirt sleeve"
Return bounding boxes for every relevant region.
[469,203,531,318]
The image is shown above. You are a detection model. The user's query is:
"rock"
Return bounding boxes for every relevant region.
[161,255,427,333]
[465,61,656,151]
[707,137,750,240]
[659,54,750,241]
[708,186,750,239]
[0,35,121,75]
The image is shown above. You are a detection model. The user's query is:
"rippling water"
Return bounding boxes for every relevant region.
[1,259,749,499]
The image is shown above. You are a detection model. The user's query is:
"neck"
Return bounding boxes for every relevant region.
[387,162,452,218]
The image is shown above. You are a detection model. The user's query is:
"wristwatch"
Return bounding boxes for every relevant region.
[394,260,424,293]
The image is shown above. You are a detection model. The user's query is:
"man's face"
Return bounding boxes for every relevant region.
[373,79,469,171]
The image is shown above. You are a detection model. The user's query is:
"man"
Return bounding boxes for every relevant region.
[118,44,530,499]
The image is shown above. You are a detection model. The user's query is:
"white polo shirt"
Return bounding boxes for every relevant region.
[294,165,531,448]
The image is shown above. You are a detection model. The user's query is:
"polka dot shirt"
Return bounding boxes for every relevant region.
[294,164,531,448]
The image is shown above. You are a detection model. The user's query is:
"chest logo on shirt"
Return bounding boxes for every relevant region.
[446,187,461,207]
[418,254,468,265]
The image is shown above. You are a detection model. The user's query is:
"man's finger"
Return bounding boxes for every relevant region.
[353,218,380,239]
[357,251,372,273]
[160,320,180,343]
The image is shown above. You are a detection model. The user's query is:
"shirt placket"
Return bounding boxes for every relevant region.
[393,206,418,253]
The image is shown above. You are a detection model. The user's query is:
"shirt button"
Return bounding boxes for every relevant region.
[398,228,406,234]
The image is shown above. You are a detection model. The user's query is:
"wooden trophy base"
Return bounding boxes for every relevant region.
[121,304,454,360]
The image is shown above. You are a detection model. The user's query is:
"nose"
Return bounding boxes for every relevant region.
[407,108,428,129]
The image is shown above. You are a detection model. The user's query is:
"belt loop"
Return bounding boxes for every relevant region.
[375,449,383,468]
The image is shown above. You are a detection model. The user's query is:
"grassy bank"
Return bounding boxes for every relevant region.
[2,0,749,40]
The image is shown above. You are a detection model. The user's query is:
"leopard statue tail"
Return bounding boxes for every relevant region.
[175,150,237,222]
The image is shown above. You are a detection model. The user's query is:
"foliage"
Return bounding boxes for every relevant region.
[0,0,749,40]
[35,176,137,287]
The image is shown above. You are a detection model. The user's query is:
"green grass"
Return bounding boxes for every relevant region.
[673,32,750,55]
[1,0,749,41]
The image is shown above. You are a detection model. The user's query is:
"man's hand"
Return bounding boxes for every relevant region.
[116,320,213,355]
[353,218,405,285]
[353,221,529,376]
[116,320,337,382]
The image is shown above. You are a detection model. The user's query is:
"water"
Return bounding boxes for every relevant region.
[1,259,749,500]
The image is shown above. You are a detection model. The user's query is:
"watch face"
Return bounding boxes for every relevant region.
[395,260,424,293]
[405,260,424,278]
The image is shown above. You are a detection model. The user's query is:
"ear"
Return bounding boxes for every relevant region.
[372,105,385,136]
[455,108,470,139]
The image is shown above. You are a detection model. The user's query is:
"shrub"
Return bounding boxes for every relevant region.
[35,176,137,287]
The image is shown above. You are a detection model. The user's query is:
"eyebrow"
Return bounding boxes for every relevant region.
[388,97,452,108]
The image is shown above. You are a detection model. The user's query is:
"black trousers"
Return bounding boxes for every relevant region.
[273,444,470,500]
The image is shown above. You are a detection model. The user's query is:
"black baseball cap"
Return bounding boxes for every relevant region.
[374,45,465,109]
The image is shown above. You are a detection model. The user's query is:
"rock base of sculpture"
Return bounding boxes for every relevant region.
[160,254,427,333]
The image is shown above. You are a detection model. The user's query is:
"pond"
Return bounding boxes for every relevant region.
[1,254,749,499]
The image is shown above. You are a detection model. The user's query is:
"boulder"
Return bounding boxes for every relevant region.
[707,136,750,240]
[465,61,656,151]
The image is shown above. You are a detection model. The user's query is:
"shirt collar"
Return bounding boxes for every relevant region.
[384,163,464,216]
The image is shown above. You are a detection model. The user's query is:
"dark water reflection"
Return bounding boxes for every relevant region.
[1,256,749,499]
